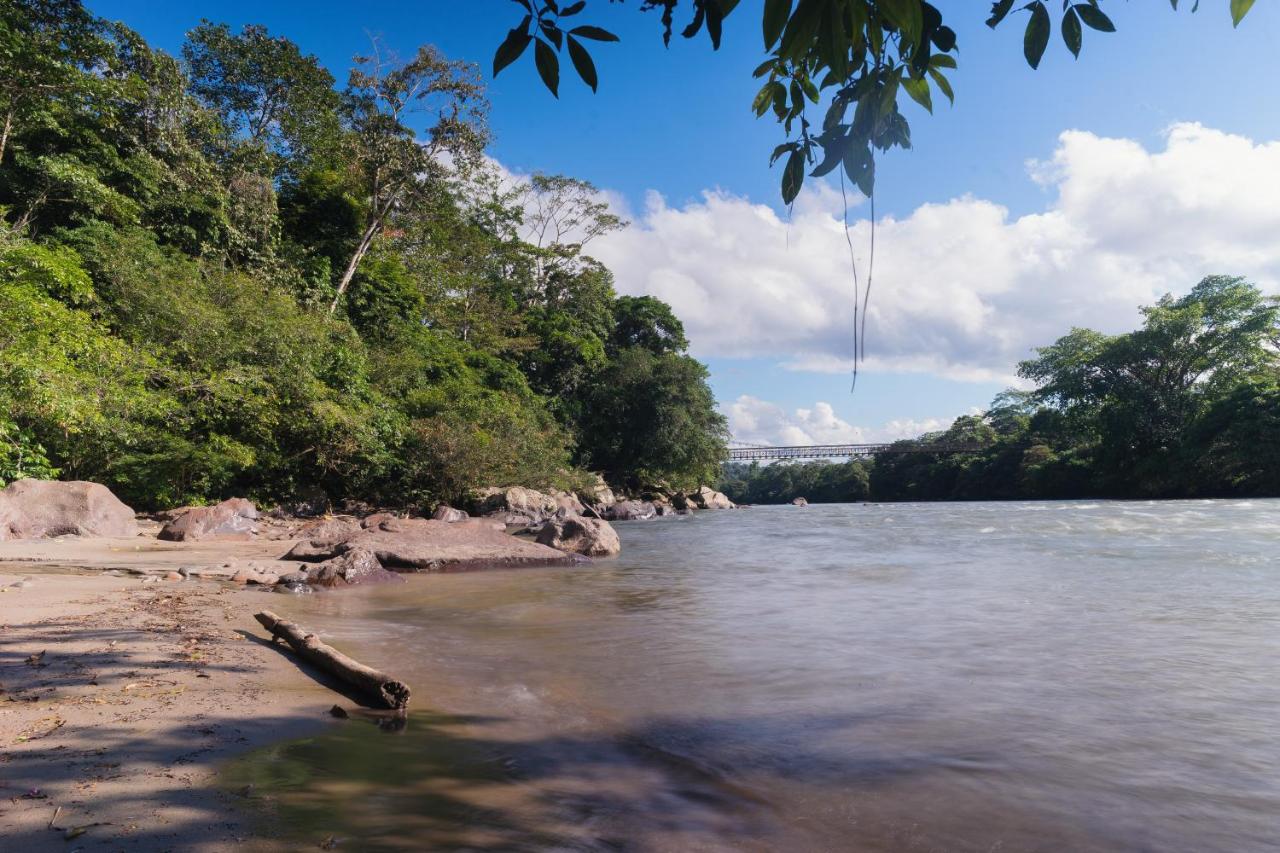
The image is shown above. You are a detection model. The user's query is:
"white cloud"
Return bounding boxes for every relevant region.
[590,123,1280,381]
[723,395,955,446]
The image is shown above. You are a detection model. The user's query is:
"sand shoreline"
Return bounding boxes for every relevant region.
[0,564,338,851]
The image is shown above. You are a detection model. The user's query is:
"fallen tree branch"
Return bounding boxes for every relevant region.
[254,611,410,710]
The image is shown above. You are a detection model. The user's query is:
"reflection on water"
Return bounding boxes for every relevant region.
[227,501,1280,851]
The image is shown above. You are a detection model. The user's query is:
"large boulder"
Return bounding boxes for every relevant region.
[473,486,558,522]
[0,479,138,540]
[602,500,657,521]
[296,516,362,541]
[680,486,735,510]
[577,474,616,513]
[549,490,585,517]
[285,517,582,571]
[536,516,621,557]
[158,497,259,542]
[431,504,469,522]
[792,497,809,507]
[307,548,405,588]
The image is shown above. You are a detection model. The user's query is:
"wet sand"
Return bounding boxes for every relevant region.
[0,567,336,851]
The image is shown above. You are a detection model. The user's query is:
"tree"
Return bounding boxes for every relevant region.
[579,346,727,489]
[331,42,488,314]
[610,295,689,356]
[495,1,1256,203]
[1020,276,1279,469]
[182,21,340,175]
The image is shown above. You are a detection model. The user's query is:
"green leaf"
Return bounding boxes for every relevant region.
[843,143,875,197]
[800,75,820,104]
[927,67,954,104]
[781,149,805,204]
[706,1,725,49]
[1231,0,1256,26]
[986,0,1016,28]
[1062,8,1082,57]
[534,38,560,96]
[560,1,586,15]
[493,19,533,76]
[931,25,957,52]
[770,142,794,165]
[810,133,847,177]
[902,76,932,113]
[779,0,823,60]
[753,81,775,116]
[1023,3,1051,69]
[880,0,924,46]
[1074,4,1115,32]
[569,25,620,42]
[543,0,559,13]
[540,21,563,49]
[929,54,957,69]
[764,0,791,48]
[752,59,775,78]
[566,35,597,91]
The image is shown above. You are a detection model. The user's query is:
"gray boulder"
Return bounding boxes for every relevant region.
[0,479,138,540]
[307,548,404,588]
[536,515,621,557]
[792,497,809,506]
[681,486,735,510]
[431,504,469,522]
[603,500,658,521]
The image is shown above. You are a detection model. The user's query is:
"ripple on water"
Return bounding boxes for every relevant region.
[232,499,1280,852]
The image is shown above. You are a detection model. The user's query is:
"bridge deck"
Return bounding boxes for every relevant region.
[725,443,982,461]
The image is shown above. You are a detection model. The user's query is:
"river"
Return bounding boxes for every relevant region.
[227,500,1280,851]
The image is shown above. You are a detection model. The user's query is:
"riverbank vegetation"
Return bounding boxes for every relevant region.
[721,276,1280,504]
[0,1,727,510]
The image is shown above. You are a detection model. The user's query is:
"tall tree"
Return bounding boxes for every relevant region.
[331,42,488,314]
[182,21,340,175]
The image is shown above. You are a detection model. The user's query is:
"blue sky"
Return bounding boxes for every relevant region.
[90,1,1280,443]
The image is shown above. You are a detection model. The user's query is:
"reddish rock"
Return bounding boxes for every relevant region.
[158,498,259,542]
[296,516,361,541]
[431,505,469,522]
[0,479,138,541]
[307,548,404,588]
[289,517,582,571]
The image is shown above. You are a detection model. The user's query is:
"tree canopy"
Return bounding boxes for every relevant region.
[721,277,1280,504]
[0,0,727,509]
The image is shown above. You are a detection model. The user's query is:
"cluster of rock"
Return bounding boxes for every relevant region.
[0,479,138,540]
[0,476,739,595]
[275,516,585,592]
[464,481,735,526]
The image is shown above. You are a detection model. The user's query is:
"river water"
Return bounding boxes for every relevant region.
[228,501,1280,851]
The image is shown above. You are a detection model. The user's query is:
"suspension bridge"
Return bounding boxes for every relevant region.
[724,441,984,461]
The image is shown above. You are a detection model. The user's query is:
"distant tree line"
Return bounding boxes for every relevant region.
[0,0,726,509]
[721,276,1280,504]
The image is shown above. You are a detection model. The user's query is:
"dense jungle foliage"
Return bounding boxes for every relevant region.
[721,276,1280,504]
[0,0,727,509]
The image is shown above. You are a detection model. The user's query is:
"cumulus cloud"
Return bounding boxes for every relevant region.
[724,395,954,446]
[590,123,1280,381]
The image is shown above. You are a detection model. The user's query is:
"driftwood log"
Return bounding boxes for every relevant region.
[254,610,410,710]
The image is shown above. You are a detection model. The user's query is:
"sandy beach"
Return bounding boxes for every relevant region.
[0,560,335,851]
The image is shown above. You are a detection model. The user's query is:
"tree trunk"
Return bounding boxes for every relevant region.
[0,110,13,166]
[254,610,410,710]
[329,218,380,315]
